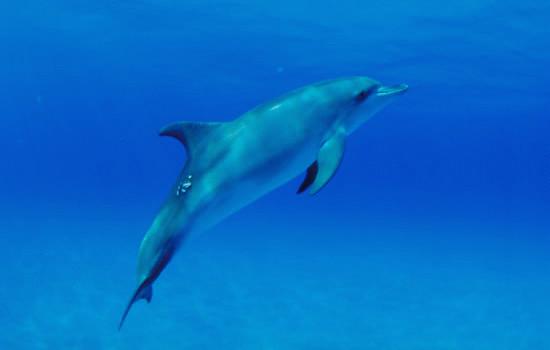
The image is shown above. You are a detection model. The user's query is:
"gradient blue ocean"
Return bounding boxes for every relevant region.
[1,1,549,349]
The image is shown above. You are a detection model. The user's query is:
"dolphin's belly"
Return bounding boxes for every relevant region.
[191,127,320,232]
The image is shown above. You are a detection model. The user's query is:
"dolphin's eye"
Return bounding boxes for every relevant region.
[355,87,375,103]
[355,91,368,102]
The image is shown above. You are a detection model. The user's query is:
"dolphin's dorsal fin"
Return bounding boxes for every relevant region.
[159,121,223,156]
[298,129,346,195]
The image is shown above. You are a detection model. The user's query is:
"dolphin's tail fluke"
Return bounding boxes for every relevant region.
[119,237,178,330]
[118,280,153,331]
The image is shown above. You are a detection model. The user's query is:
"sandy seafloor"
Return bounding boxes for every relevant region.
[2,201,549,350]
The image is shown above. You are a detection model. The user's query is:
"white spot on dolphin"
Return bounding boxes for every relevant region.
[176,175,193,196]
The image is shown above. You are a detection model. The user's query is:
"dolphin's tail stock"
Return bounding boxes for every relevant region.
[118,279,153,330]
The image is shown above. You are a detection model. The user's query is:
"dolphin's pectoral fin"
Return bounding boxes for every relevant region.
[297,161,318,194]
[308,130,346,195]
[159,121,224,157]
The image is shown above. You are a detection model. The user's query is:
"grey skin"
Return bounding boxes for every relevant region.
[119,77,408,329]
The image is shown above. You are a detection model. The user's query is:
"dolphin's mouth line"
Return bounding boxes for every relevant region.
[376,84,409,97]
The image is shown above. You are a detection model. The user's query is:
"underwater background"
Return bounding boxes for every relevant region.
[1,0,549,349]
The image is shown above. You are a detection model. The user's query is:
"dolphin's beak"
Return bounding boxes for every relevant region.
[376,84,409,97]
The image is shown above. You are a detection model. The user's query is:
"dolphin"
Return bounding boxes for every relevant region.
[118,76,408,329]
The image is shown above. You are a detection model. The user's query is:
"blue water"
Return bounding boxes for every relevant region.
[1,1,549,349]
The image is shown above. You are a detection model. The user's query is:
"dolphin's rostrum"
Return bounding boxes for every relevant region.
[119,77,408,329]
